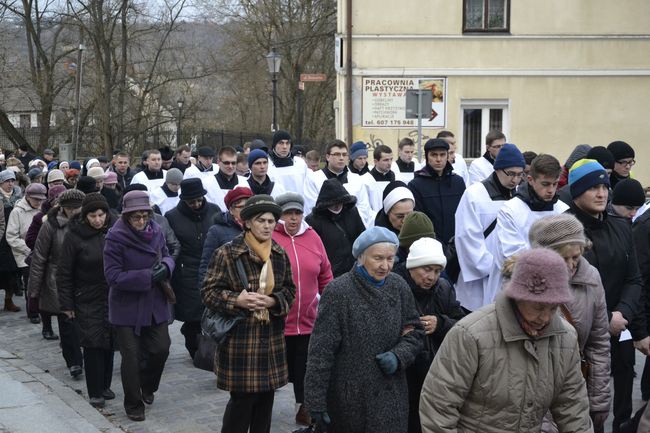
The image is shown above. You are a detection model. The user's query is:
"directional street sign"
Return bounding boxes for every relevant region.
[300,73,327,82]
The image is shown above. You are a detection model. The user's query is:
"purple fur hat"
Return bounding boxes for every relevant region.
[503,248,572,304]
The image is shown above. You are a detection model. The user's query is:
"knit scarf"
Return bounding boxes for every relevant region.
[269,150,294,168]
[244,231,275,322]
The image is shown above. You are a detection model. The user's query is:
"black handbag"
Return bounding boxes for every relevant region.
[193,333,217,372]
[200,257,248,344]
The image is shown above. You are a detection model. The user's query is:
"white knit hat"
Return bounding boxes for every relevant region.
[406,237,447,269]
[383,186,414,214]
[87,166,106,180]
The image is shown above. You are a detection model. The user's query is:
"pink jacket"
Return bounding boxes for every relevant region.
[273,220,333,336]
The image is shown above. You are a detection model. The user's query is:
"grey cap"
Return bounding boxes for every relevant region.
[166,168,183,185]
[0,169,16,183]
[276,192,304,213]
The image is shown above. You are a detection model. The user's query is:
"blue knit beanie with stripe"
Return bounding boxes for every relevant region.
[568,159,610,199]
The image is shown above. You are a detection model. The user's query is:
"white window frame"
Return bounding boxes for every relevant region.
[459,99,510,159]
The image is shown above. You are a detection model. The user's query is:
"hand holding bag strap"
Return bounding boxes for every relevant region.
[235,257,249,290]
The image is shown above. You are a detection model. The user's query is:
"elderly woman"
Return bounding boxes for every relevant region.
[58,193,117,408]
[272,192,333,426]
[28,189,86,376]
[103,190,175,422]
[392,237,466,433]
[0,169,23,312]
[374,181,415,236]
[304,226,424,433]
[201,194,296,433]
[528,214,611,433]
[419,248,592,432]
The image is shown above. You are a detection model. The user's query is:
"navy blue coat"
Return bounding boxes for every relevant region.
[408,163,465,246]
[197,212,243,287]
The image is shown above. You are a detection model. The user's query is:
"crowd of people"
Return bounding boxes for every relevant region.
[0,130,649,433]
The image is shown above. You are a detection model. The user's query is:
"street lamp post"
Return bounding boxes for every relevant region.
[265,48,282,132]
[176,96,185,148]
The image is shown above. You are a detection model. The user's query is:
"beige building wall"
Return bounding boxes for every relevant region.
[337,0,650,185]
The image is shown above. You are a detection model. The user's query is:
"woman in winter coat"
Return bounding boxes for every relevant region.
[0,169,23,312]
[272,192,333,426]
[201,194,295,433]
[57,193,117,408]
[528,214,611,433]
[24,184,66,337]
[304,226,424,433]
[27,189,86,377]
[103,190,175,422]
[391,237,466,433]
[197,186,253,285]
[419,248,593,433]
[305,178,365,278]
[164,178,221,359]
[6,183,46,322]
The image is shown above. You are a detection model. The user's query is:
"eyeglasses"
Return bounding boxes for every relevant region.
[220,161,237,166]
[616,159,635,167]
[328,152,348,158]
[128,213,150,222]
[502,170,524,178]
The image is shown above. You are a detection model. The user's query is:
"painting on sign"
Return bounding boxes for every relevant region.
[362,77,446,128]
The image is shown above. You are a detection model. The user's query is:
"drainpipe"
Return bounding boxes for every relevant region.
[345,0,353,145]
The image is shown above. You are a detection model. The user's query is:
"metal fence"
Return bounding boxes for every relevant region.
[0,127,318,156]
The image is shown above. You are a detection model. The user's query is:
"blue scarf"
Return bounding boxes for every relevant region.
[355,264,386,287]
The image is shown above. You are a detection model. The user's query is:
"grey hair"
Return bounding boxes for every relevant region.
[356,242,398,265]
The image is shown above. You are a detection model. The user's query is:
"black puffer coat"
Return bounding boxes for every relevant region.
[57,214,117,348]
[165,200,222,322]
[305,179,365,278]
[0,186,22,273]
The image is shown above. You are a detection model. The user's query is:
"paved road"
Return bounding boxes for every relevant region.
[0,295,647,433]
[0,297,298,433]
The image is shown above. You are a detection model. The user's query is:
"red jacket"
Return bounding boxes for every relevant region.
[273,221,333,335]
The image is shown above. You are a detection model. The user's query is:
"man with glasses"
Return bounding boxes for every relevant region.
[454,143,526,312]
[267,130,310,195]
[468,130,507,185]
[203,146,247,211]
[165,178,222,359]
[303,139,373,226]
[607,140,636,188]
[485,154,569,301]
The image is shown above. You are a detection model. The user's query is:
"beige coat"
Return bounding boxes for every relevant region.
[419,293,593,433]
[6,198,39,267]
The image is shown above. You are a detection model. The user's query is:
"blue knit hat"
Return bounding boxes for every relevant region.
[350,141,368,161]
[69,161,82,170]
[248,149,268,168]
[47,161,59,171]
[352,226,399,259]
[493,143,525,170]
[569,159,610,199]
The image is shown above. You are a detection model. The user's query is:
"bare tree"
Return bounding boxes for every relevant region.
[0,0,76,152]
[197,0,336,146]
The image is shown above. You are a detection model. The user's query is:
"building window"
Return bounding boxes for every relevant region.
[460,100,509,159]
[19,114,31,129]
[463,0,509,32]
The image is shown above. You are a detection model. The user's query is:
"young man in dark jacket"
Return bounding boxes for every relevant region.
[408,138,465,247]
[305,178,365,278]
[566,158,647,432]
[165,178,222,358]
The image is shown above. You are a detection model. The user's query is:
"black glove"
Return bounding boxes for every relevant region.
[152,262,169,283]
